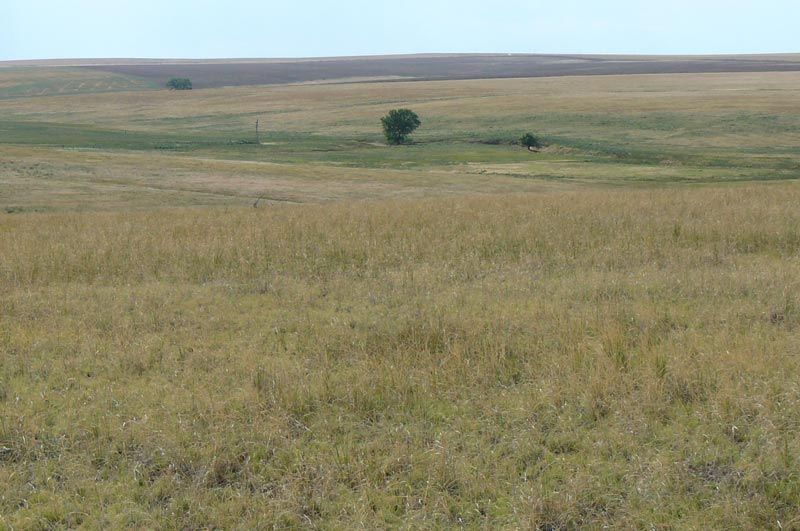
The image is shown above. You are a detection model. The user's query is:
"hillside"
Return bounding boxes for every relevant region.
[3,53,800,91]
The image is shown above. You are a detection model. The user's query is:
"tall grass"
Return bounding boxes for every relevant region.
[2,185,800,527]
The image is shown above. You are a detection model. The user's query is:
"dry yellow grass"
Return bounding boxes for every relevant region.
[0,145,573,211]
[2,184,800,527]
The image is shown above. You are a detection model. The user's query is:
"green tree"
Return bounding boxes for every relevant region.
[381,109,421,145]
[167,78,193,90]
[520,133,543,151]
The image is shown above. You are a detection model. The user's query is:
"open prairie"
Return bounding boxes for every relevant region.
[1,62,800,528]
[2,69,800,211]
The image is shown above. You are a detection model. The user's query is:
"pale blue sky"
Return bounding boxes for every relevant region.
[2,0,799,60]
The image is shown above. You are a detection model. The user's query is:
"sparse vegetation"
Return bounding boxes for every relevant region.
[381,108,421,145]
[167,77,192,90]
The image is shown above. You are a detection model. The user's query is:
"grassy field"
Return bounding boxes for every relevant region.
[0,67,157,100]
[1,71,800,213]
[1,66,800,527]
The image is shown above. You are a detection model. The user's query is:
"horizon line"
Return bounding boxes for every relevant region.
[3,51,800,66]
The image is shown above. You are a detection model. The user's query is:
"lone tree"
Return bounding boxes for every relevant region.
[381,109,421,145]
[520,133,543,151]
[167,78,193,90]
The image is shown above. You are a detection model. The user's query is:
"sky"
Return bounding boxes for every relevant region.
[2,0,799,60]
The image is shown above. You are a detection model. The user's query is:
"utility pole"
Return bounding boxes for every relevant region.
[255,119,260,144]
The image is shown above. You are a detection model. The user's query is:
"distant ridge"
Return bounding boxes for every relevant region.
[3,53,800,88]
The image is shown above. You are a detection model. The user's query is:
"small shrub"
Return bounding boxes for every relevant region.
[167,78,193,90]
[520,133,543,151]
